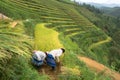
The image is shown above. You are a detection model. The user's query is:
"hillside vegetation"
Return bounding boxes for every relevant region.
[34,23,63,51]
[0,0,119,80]
[78,3,120,72]
[101,7,120,17]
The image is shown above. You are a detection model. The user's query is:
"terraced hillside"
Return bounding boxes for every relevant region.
[3,1,110,52]
[75,3,120,69]
[0,0,116,80]
[0,19,43,80]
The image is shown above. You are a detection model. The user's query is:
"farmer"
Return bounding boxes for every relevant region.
[46,48,65,70]
[32,50,47,68]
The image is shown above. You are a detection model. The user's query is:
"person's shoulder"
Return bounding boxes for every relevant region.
[35,51,44,54]
[37,51,43,53]
[50,48,61,52]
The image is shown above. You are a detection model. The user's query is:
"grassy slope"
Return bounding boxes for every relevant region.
[0,0,113,80]
[74,4,114,64]
[75,4,120,70]
[34,23,111,80]
[0,20,50,80]
[34,23,63,51]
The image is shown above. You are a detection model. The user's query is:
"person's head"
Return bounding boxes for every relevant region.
[44,52,48,55]
[61,48,65,53]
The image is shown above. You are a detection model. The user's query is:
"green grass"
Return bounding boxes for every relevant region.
[34,23,63,51]
[0,0,114,80]
[33,23,111,80]
[0,20,47,80]
[59,34,111,80]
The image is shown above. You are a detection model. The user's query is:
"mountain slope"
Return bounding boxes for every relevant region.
[0,0,119,80]
[101,7,120,17]
[75,3,120,72]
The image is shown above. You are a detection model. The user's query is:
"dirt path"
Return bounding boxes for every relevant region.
[78,56,120,80]
[38,63,62,80]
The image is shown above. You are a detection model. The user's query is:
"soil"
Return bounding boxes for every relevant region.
[38,62,62,80]
[78,56,120,80]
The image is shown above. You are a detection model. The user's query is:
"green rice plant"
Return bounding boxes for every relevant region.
[34,23,63,51]
[59,34,111,80]
[0,0,113,79]
[58,74,82,80]
[0,20,50,80]
[0,20,33,80]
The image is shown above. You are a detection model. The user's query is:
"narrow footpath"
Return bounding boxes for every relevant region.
[78,56,120,80]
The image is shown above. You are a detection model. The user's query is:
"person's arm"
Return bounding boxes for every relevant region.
[55,56,60,63]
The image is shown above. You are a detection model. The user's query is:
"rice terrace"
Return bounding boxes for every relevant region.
[0,0,120,80]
